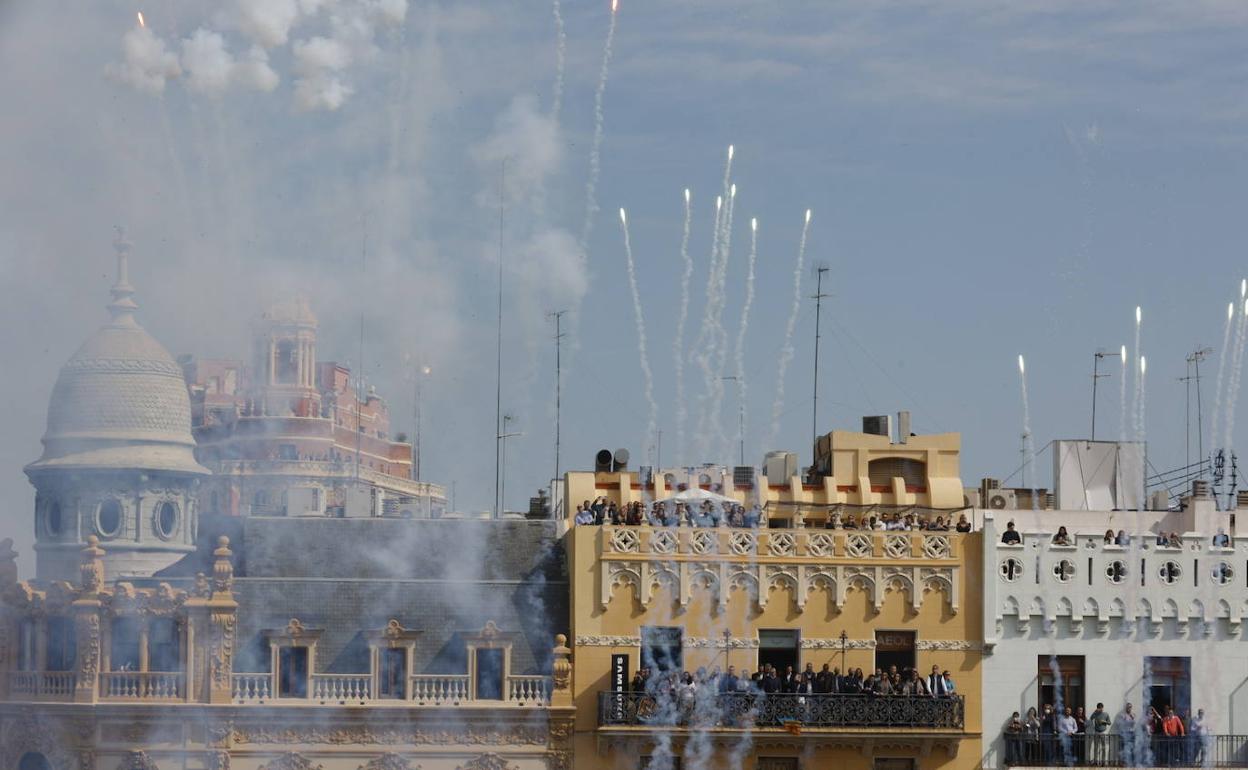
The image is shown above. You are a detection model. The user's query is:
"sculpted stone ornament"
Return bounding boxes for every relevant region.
[455,755,516,770]
[116,751,159,770]
[357,754,419,770]
[258,754,323,770]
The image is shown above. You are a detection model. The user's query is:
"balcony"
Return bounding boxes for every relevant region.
[597,692,965,731]
[98,671,184,700]
[230,672,552,707]
[1002,734,1248,768]
[8,672,75,698]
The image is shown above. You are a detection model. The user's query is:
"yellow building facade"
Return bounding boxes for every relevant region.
[564,430,982,770]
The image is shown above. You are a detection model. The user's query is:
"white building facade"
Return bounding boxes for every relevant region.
[980,506,1248,768]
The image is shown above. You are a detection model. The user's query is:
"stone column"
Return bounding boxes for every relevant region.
[73,537,105,703]
[185,538,238,704]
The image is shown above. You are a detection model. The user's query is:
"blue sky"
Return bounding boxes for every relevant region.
[2,0,1247,560]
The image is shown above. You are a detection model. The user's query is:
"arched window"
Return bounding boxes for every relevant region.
[46,501,62,536]
[276,340,298,384]
[97,499,122,538]
[19,752,51,770]
[155,501,178,539]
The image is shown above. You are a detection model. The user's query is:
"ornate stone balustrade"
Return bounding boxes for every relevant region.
[597,526,961,615]
[602,526,958,562]
[598,691,965,730]
[985,522,1248,640]
[8,672,75,698]
[228,672,552,707]
[99,671,184,700]
[310,674,371,704]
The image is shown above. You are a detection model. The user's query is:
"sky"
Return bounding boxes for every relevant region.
[2,0,1248,565]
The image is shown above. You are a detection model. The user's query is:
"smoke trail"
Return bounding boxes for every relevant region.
[730,218,758,463]
[1018,355,1037,506]
[1210,302,1235,466]
[1223,290,1248,476]
[709,183,738,458]
[766,209,812,450]
[577,0,619,261]
[550,0,566,118]
[1139,355,1148,505]
[1119,344,1128,442]
[619,208,658,457]
[674,188,694,465]
[1132,307,1142,438]
[694,194,726,460]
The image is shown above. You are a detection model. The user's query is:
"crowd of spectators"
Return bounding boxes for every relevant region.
[573,497,974,532]
[999,522,1237,549]
[1004,701,1212,767]
[618,663,958,727]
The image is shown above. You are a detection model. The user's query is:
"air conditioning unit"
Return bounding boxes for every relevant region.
[963,489,982,508]
[985,489,1017,510]
[763,452,797,486]
[863,415,892,438]
[733,466,756,487]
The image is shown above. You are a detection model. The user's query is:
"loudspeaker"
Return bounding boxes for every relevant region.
[595,449,613,472]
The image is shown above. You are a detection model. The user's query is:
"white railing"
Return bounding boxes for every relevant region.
[8,671,75,697]
[506,675,551,706]
[311,674,371,704]
[409,674,469,705]
[231,673,273,703]
[100,671,184,699]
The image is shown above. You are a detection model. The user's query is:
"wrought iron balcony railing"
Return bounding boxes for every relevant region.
[598,691,965,730]
[1002,733,1248,768]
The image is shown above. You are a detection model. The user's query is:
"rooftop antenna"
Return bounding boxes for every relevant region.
[355,211,369,488]
[811,265,830,452]
[1091,348,1120,441]
[1182,347,1212,478]
[549,309,568,485]
[494,160,506,519]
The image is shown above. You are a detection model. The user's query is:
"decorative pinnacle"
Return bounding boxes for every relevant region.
[108,226,139,324]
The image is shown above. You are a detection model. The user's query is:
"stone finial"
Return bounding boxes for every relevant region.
[0,538,18,585]
[212,536,234,596]
[550,633,572,708]
[108,226,139,325]
[80,535,105,593]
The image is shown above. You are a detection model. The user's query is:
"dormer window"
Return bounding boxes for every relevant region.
[264,618,322,700]
[365,620,421,700]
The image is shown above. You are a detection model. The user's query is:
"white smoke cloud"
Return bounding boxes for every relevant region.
[292,36,354,111]
[235,46,281,92]
[107,27,182,95]
[472,95,561,215]
[181,29,235,96]
[181,30,281,98]
[237,0,301,48]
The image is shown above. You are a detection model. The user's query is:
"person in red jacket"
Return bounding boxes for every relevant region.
[1161,706,1186,765]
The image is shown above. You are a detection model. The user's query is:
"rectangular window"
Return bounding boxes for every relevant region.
[640,758,681,770]
[874,761,915,770]
[475,649,504,700]
[1038,655,1084,713]
[278,646,309,698]
[758,760,800,770]
[875,630,916,673]
[45,617,77,672]
[1145,657,1191,718]
[17,619,35,672]
[758,629,800,677]
[641,626,683,672]
[110,617,141,671]
[148,618,179,672]
[378,648,406,699]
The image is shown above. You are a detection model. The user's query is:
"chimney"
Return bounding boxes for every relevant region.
[897,411,911,444]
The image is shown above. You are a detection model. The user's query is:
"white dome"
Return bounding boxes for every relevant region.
[26,239,207,477]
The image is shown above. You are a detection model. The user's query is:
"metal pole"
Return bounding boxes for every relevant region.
[811,267,830,450]
[414,366,421,482]
[1091,353,1099,441]
[494,161,506,518]
[550,310,567,484]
